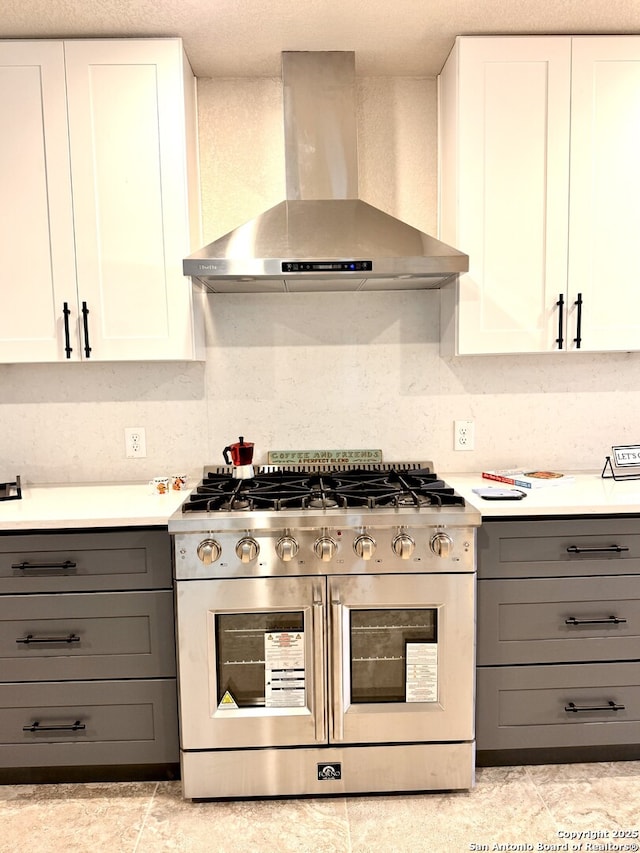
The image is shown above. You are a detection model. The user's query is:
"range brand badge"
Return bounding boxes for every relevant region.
[317,762,342,781]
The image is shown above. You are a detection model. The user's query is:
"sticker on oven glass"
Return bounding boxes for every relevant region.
[264,631,305,708]
[405,642,438,702]
[218,689,238,709]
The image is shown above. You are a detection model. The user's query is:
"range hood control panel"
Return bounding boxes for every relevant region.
[282,260,373,273]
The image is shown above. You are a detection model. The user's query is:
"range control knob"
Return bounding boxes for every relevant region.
[430,532,453,558]
[314,535,337,562]
[236,537,259,563]
[354,534,376,560]
[196,538,222,565]
[392,532,415,560]
[276,535,299,562]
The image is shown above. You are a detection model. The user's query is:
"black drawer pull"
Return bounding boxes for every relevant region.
[82,301,92,358]
[63,301,73,358]
[16,633,80,645]
[565,616,627,626]
[566,545,629,554]
[23,720,86,733]
[556,293,565,349]
[565,701,625,713]
[11,560,77,571]
[573,292,583,349]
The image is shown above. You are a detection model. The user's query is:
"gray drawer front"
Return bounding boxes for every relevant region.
[478,575,640,665]
[0,529,171,593]
[477,662,640,751]
[0,679,178,767]
[478,518,640,580]
[1,591,175,681]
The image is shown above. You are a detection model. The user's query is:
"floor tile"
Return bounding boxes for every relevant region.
[0,782,157,853]
[135,781,351,852]
[346,766,560,853]
[526,761,640,832]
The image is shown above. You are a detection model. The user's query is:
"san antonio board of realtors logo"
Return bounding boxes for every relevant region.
[317,762,342,781]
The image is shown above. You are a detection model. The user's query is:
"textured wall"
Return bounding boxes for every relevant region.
[1,75,640,485]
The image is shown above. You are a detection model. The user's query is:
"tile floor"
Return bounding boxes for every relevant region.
[2,762,639,853]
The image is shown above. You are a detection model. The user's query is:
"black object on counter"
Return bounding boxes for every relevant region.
[0,475,22,501]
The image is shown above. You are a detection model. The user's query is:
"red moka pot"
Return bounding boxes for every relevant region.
[223,437,254,467]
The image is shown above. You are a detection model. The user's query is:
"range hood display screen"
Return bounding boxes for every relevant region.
[282,260,373,273]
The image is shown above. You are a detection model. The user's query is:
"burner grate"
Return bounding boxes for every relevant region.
[180,463,466,514]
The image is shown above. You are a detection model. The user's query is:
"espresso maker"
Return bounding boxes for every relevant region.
[222,436,255,479]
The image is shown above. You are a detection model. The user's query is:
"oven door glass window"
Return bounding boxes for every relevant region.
[215,611,305,708]
[349,609,437,703]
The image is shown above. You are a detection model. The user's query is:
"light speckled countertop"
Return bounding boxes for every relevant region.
[0,481,192,530]
[1,472,639,531]
[445,471,640,517]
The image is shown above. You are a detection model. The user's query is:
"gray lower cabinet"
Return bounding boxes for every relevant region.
[1,590,176,681]
[0,529,172,593]
[0,679,178,767]
[476,516,640,764]
[0,528,178,781]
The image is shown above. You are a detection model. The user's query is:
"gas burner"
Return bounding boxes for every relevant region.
[305,493,345,509]
[395,493,424,507]
[308,497,336,509]
[221,498,251,511]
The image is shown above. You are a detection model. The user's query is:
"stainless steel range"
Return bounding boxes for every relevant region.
[168,462,480,799]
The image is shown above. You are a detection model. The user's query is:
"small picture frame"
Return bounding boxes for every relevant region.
[612,445,640,467]
[602,446,640,480]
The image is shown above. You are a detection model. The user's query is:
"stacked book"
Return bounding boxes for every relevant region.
[482,469,575,489]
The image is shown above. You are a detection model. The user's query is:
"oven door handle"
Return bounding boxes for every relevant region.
[312,588,327,743]
[330,596,345,742]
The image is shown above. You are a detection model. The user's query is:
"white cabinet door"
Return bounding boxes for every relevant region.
[568,36,640,352]
[0,42,79,362]
[439,37,572,355]
[64,39,203,361]
[0,38,202,363]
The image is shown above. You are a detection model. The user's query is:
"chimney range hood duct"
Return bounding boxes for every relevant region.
[184,51,468,293]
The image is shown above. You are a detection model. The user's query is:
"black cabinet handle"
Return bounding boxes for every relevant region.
[62,302,73,358]
[23,720,86,733]
[565,616,627,626]
[566,545,629,554]
[556,293,565,349]
[565,701,625,713]
[81,301,92,358]
[574,292,583,349]
[11,560,77,571]
[16,633,80,645]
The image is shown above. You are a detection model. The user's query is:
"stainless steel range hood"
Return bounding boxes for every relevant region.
[184,51,468,293]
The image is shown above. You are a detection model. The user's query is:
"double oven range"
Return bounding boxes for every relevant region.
[168,462,480,799]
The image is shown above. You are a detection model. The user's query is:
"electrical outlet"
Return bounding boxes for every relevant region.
[454,419,475,451]
[124,427,147,458]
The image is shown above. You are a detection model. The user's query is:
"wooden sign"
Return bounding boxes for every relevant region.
[267,449,383,465]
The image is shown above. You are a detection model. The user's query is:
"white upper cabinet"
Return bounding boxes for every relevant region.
[0,39,203,363]
[439,35,640,355]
